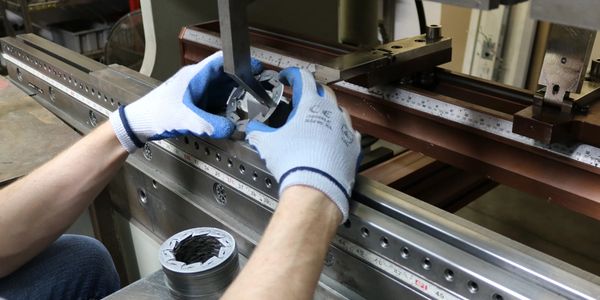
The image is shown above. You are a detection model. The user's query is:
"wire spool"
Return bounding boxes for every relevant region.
[159,228,239,299]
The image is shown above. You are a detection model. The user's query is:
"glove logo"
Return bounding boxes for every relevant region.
[306,105,333,130]
[341,124,354,146]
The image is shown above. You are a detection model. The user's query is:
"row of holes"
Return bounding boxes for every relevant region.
[344,220,504,300]
[5,45,122,107]
[182,136,273,190]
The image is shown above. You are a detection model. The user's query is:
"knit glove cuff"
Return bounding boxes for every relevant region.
[279,168,350,221]
[110,106,145,153]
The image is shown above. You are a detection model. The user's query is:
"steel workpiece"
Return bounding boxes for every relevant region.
[3,33,600,299]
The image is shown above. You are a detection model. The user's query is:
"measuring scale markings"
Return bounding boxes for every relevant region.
[332,236,465,300]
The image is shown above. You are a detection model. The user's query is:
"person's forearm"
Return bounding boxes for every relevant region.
[222,186,341,300]
[0,122,127,277]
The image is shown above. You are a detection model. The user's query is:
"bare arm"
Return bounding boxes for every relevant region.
[222,186,341,300]
[0,122,128,277]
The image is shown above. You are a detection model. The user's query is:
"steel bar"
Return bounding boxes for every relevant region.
[314,34,451,86]
[217,0,273,108]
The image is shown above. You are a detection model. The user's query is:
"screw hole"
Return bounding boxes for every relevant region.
[415,39,425,43]
[444,269,454,282]
[205,147,210,156]
[227,158,233,167]
[552,84,560,95]
[138,188,148,205]
[422,257,431,270]
[380,237,389,248]
[194,141,199,150]
[401,246,410,258]
[213,183,227,205]
[391,45,402,49]
[216,153,221,161]
[467,281,479,294]
[360,227,369,238]
[492,294,503,300]
[239,164,246,174]
[252,172,258,181]
[152,180,158,189]
[561,57,567,64]
[265,178,272,188]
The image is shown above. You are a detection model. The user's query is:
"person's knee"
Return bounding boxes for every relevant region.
[0,234,120,300]
[53,235,120,297]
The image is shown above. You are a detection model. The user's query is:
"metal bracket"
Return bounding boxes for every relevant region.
[535,24,596,121]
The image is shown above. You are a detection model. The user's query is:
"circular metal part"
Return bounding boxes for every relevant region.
[426,24,442,42]
[159,228,239,299]
[213,183,227,205]
[225,70,291,139]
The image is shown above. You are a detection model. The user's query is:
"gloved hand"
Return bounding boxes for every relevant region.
[110,51,261,153]
[246,68,361,222]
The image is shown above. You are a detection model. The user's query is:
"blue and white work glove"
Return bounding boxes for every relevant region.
[110,51,261,153]
[246,68,362,222]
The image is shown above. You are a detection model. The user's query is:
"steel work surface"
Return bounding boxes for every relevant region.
[0,75,79,184]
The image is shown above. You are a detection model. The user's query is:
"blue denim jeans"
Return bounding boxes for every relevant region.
[0,234,120,300]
